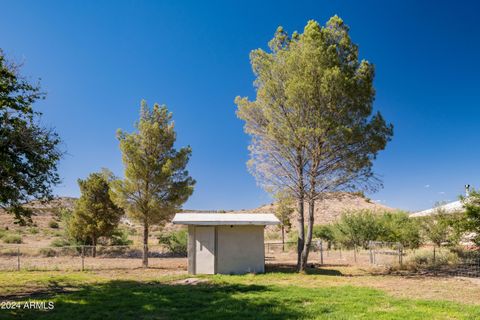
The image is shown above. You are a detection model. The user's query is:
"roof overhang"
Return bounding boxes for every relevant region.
[172,213,280,226]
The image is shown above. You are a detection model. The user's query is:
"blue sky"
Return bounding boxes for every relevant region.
[1,1,479,212]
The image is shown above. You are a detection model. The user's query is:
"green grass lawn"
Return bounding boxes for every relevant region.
[1,271,479,319]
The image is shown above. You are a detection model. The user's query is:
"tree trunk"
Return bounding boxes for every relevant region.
[281,225,285,252]
[142,221,149,268]
[299,198,315,271]
[92,235,97,258]
[296,198,305,271]
[296,153,305,272]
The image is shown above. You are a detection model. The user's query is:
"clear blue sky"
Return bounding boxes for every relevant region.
[1,1,479,212]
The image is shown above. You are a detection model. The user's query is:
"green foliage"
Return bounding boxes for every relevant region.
[331,210,421,249]
[274,191,294,229]
[406,248,459,270]
[3,234,22,244]
[112,101,195,226]
[111,101,195,266]
[235,17,393,270]
[68,171,123,248]
[377,212,421,248]
[312,225,336,248]
[158,229,188,255]
[419,208,464,247]
[110,227,133,246]
[0,50,62,224]
[50,238,74,247]
[333,210,383,249]
[48,220,59,229]
[461,188,480,246]
[27,227,39,234]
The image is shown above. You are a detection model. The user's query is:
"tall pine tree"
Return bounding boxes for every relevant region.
[112,101,195,267]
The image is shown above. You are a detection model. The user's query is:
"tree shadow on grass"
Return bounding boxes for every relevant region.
[266,263,343,276]
[4,280,304,320]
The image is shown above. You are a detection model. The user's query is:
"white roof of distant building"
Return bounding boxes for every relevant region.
[172,213,280,225]
[410,200,464,218]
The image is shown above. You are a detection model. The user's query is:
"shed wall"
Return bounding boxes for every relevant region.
[216,225,265,274]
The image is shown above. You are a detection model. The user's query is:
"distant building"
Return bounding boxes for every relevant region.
[410,184,470,218]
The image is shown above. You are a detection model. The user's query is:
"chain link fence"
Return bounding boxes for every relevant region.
[265,240,480,278]
[0,244,186,271]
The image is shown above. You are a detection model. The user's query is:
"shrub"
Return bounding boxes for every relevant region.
[405,248,459,270]
[28,227,39,234]
[39,247,57,257]
[158,229,188,255]
[3,234,22,244]
[48,220,59,229]
[50,238,73,247]
[110,228,133,245]
[0,229,6,239]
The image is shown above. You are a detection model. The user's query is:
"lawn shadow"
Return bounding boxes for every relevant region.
[3,280,304,320]
[266,263,343,276]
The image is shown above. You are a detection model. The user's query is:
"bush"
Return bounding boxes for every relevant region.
[50,238,73,247]
[3,234,22,244]
[406,248,459,270]
[28,227,39,234]
[158,229,188,255]
[110,228,133,246]
[48,220,59,229]
[39,247,57,257]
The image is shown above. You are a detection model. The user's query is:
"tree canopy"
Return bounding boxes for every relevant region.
[111,101,195,267]
[0,50,62,224]
[235,17,393,271]
[68,170,123,256]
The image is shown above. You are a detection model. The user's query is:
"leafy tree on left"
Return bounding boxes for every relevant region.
[0,50,62,224]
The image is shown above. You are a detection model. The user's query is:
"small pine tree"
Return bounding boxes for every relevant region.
[69,171,123,257]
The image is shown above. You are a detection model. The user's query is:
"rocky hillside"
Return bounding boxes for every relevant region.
[240,192,396,225]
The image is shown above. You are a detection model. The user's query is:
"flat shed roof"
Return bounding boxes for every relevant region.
[172,213,280,226]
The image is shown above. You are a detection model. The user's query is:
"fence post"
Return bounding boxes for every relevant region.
[320,241,324,265]
[353,244,357,263]
[369,241,373,264]
[17,246,20,271]
[81,246,85,271]
[398,244,403,267]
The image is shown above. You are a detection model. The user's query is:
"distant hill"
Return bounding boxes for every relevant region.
[237,192,396,225]
[0,192,396,246]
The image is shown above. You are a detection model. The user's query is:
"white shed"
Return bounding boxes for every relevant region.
[172,213,280,275]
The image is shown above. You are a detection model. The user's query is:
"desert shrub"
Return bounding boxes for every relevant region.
[0,229,6,239]
[405,248,459,270]
[50,238,73,247]
[158,229,188,255]
[28,227,39,234]
[48,220,59,229]
[110,228,133,245]
[39,247,57,257]
[3,234,22,244]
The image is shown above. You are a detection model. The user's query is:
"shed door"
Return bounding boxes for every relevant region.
[195,226,215,274]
